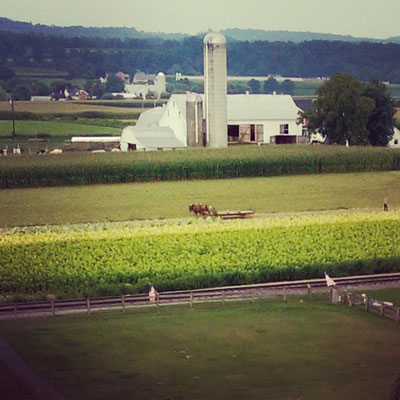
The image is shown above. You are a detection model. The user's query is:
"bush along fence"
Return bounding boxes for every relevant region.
[343,292,400,323]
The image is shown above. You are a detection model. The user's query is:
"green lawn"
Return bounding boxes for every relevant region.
[0,298,399,400]
[0,171,399,227]
[0,120,121,137]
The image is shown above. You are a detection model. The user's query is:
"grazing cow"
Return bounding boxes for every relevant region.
[49,148,63,154]
[0,148,7,156]
[37,148,47,155]
[13,147,21,155]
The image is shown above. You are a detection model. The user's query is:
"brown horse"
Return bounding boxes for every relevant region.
[189,203,218,218]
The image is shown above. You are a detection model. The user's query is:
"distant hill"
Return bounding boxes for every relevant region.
[222,28,384,43]
[0,17,399,43]
[0,17,187,40]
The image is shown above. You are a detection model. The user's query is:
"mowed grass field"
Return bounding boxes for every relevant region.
[0,171,399,227]
[0,120,121,137]
[0,297,399,400]
[0,100,143,115]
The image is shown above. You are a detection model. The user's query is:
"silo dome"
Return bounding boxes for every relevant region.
[157,72,165,77]
[203,32,226,45]
[186,93,202,103]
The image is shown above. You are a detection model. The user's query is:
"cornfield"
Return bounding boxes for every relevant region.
[1,145,400,189]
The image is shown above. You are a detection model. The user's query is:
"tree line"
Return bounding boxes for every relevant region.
[0,31,400,83]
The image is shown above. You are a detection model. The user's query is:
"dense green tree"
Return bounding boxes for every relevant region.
[363,80,395,146]
[105,75,125,93]
[11,83,32,100]
[30,80,49,96]
[248,79,261,94]
[263,77,278,94]
[303,73,374,145]
[281,79,295,95]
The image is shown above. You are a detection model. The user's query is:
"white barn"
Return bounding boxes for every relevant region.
[120,92,306,151]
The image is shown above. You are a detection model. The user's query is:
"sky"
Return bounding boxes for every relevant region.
[0,0,399,39]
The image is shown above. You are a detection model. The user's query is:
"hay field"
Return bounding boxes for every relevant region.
[0,100,143,115]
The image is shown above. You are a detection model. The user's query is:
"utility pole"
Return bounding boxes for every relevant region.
[9,97,16,140]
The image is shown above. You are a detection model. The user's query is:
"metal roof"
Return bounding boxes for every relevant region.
[170,93,301,121]
[121,126,186,149]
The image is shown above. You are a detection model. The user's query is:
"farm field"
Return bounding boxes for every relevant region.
[0,297,399,400]
[0,171,398,227]
[1,211,399,299]
[0,120,121,137]
[1,144,400,189]
[0,100,144,115]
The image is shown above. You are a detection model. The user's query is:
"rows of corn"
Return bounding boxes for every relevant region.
[1,146,400,188]
[1,212,399,300]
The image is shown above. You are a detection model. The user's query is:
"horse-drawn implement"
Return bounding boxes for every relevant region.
[189,204,254,219]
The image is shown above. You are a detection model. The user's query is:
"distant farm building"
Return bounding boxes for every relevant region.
[389,127,400,147]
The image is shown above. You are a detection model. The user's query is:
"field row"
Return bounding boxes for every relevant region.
[1,145,400,188]
[1,212,399,299]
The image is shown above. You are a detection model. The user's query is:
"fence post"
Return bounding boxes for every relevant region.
[307,283,312,298]
[87,298,91,316]
[283,287,287,302]
[252,289,256,304]
[156,294,160,312]
[14,304,17,320]
[190,292,193,308]
[380,303,384,317]
[365,297,369,312]
[122,295,125,313]
[397,308,400,323]
[51,300,55,317]
[222,291,225,306]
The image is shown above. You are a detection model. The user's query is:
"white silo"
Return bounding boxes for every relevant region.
[203,32,227,147]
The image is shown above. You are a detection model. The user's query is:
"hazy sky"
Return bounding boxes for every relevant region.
[0,0,399,39]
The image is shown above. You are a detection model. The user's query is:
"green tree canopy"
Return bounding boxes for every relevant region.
[303,72,374,145]
[263,77,278,94]
[363,79,395,146]
[248,79,261,94]
[11,84,32,100]
[105,75,125,93]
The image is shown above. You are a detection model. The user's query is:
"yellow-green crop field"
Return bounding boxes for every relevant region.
[1,211,399,301]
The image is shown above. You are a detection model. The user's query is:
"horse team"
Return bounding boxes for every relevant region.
[189,203,218,218]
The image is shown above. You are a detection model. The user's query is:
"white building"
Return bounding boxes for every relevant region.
[389,127,400,147]
[124,72,166,99]
[120,92,306,151]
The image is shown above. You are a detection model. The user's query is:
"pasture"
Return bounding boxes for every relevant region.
[0,171,398,227]
[0,120,121,137]
[0,100,144,115]
[0,297,399,400]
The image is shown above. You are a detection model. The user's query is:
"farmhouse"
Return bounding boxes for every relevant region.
[120,92,307,151]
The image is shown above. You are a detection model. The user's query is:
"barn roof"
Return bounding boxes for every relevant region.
[169,93,300,122]
[121,126,185,149]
